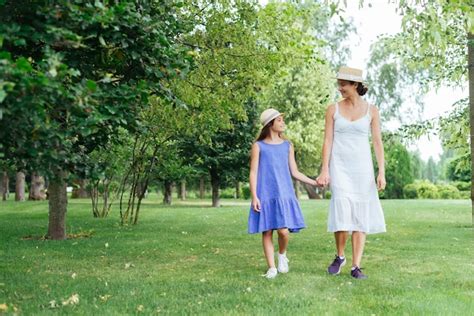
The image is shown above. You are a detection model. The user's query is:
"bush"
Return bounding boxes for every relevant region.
[403,180,440,199]
[220,187,236,199]
[452,181,470,192]
[436,184,461,199]
[417,181,439,199]
[324,190,332,199]
[403,183,418,199]
[242,183,251,200]
[459,191,470,199]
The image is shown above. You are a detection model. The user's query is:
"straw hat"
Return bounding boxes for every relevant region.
[260,108,283,127]
[336,66,364,83]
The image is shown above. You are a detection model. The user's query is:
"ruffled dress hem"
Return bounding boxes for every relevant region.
[248,196,305,234]
[327,197,386,235]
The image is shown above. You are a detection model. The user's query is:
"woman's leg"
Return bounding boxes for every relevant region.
[351,231,366,267]
[335,231,348,257]
[328,231,348,274]
[262,230,275,268]
[277,228,289,254]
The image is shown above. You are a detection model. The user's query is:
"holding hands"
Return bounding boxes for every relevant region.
[316,168,330,187]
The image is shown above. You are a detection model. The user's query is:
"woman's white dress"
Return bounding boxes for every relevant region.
[328,102,386,234]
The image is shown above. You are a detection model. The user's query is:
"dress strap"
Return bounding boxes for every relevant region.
[334,102,340,119]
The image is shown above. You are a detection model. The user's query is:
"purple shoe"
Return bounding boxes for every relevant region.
[327,255,346,275]
[350,266,368,279]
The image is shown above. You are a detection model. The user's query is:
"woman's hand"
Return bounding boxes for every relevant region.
[377,173,386,191]
[252,197,261,212]
[316,170,330,187]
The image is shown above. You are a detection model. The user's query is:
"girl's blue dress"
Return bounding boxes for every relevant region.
[248,140,306,234]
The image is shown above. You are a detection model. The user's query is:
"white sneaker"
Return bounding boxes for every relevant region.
[277,253,289,273]
[262,267,278,279]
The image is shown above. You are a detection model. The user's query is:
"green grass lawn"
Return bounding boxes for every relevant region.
[1,198,473,315]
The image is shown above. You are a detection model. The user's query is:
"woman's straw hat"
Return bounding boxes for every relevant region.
[260,108,283,127]
[336,66,364,83]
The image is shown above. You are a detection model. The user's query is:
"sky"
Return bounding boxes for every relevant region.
[259,0,468,162]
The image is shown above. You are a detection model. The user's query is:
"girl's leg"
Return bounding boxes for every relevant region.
[335,231,348,257]
[351,231,366,267]
[277,228,289,254]
[262,230,275,268]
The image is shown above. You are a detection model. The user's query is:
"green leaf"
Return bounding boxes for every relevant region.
[99,35,106,47]
[15,57,32,72]
[86,80,97,92]
[0,91,6,103]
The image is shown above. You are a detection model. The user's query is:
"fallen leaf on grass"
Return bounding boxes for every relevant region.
[62,293,79,306]
[125,262,135,269]
[99,294,112,302]
[49,300,60,309]
[71,273,77,279]
[0,303,8,312]
[137,304,144,312]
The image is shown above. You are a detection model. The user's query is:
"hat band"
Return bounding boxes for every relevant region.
[337,73,363,82]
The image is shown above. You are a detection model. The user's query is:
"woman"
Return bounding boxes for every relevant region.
[316,66,386,279]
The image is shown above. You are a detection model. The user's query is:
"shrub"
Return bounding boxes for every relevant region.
[403,180,440,199]
[324,190,332,199]
[436,184,461,199]
[403,183,418,199]
[242,183,251,200]
[417,181,439,199]
[451,181,470,192]
[459,191,470,199]
[220,187,236,199]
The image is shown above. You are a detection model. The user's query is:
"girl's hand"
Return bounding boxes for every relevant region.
[316,170,330,187]
[310,179,318,187]
[252,197,261,212]
[377,173,386,191]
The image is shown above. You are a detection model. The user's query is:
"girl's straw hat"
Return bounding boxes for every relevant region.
[260,108,283,127]
[336,66,364,83]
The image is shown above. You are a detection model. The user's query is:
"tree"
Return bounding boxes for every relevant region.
[381,137,414,199]
[0,1,192,238]
[424,157,438,184]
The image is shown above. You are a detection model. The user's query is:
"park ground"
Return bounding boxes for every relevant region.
[1,198,473,315]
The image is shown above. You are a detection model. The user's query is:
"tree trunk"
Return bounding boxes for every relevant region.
[163,180,173,205]
[15,171,25,201]
[235,181,241,199]
[0,171,8,201]
[468,31,474,226]
[199,177,205,199]
[303,183,320,199]
[71,179,90,198]
[47,170,68,240]
[210,169,220,207]
[29,172,46,200]
[293,179,300,199]
[179,181,186,201]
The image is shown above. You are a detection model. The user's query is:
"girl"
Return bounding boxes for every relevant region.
[317,66,386,279]
[248,108,318,279]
